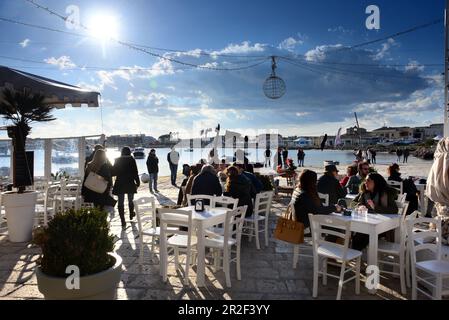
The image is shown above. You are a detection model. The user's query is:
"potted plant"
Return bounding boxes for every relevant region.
[33,207,122,300]
[0,88,56,242]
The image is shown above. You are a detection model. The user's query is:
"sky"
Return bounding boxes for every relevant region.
[0,0,446,139]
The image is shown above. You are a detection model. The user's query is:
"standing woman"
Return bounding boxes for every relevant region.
[82,149,116,210]
[112,147,140,228]
[146,149,159,193]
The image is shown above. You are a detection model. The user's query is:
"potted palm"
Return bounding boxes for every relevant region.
[33,207,122,300]
[0,88,56,242]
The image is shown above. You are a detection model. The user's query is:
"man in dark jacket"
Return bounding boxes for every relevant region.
[146,149,159,193]
[112,147,140,227]
[191,165,223,199]
[282,148,289,168]
[317,165,347,206]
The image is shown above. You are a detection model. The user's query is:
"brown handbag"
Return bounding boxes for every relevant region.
[273,205,304,244]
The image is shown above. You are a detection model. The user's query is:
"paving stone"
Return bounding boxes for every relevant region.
[255,279,288,294]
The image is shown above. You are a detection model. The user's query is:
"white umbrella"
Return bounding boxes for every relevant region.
[433,135,443,141]
[426,138,449,216]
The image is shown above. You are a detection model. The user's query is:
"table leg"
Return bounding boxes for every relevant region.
[367,232,378,294]
[196,224,205,287]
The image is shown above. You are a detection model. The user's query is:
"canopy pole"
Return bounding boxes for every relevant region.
[78,137,86,178]
[44,139,52,180]
[444,0,449,137]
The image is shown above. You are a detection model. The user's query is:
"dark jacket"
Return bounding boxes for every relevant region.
[388,172,402,183]
[112,156,140,195]
[388,174,418,214]
[350,187,398,214]
[146,155,159,174]
[224,177,254,217]
[317,174,347,206]
[346,174,364,195]
[242,171,263,194]
[291,189,336,229]
[82,163,116,207]
[191,172,223,197]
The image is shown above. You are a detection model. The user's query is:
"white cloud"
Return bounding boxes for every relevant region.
[405,60,425,73]
[328,26,353,34]
[210,41,266,57]
[19,39,30,48]
[44,56,76,69]
[372,38,398,60]
[278,37,303,51]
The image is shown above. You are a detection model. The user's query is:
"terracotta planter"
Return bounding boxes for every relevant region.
[36,252,122,300]
[2,191,37,242]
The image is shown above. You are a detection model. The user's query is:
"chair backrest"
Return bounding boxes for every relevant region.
[309,214,352,260]
[186,194,214,206]
[388,180,403,194]
[212,196,238,210]
[44,185,60,209]
[318,193,330,206]
[133,197,156,235]
[407,216,442,266]
[181,186,187,205]
[159,208,194,248]
[223,205,248,251]
[397,193,407,204]
[253,191,273,220]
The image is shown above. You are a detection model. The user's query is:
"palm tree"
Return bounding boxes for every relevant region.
[0,88,56,191]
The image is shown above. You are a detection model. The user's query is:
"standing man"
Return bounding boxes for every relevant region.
[146,149,159,193]
[371,149,377,164]
[403,148,410,164]
[167,147,180,187]
[396,148,403,163]
[264,148,272,168]
[282,147,289,168]
[297,148,305,167]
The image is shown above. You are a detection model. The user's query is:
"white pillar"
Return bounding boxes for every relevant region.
[44,139,52,180]
[9,140,13,180]
[78,137,86,178]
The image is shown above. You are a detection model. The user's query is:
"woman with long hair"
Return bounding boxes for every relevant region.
[224,166,253,217]
[82,149,116,210]
[112,147,140,228]
[351,172,398,250]
[291,170,342,229]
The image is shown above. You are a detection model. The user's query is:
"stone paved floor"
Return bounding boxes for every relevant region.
[0,175,418,300]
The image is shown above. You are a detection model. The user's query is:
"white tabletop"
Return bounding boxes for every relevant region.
[178,206,229,221]
[331,212,400,225]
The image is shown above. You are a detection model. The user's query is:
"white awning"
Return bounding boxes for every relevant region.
[0,65,100,108]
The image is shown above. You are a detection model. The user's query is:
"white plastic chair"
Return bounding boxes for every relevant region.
[242,191,273,250]
[159,208,197,285]
[388,180,403,195]
[318,193,329,206]
[205,205,247,287]
[309,214,362,300]
[377,201,409,295]
[186,194,214,207]
[407,216,449,300]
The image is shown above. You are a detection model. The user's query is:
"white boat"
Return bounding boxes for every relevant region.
[133,147,145,159]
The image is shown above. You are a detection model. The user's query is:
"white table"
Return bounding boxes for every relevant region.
[331,212,400,293]
[177,206,229,287]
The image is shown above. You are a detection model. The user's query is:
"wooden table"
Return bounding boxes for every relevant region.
[331,212,401,293]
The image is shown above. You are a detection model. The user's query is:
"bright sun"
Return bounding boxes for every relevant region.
[87,13,119,41]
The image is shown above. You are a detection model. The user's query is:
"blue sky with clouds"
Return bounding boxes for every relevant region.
[0,0,445,139]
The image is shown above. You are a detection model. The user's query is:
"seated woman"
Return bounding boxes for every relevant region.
[179,164,202,206]
[291,170,342,229]
[340,165,357,188]
[387,164,419,215]
[224,166,254,217]
[350,173,398,250]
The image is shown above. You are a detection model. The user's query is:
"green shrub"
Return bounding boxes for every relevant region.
[33,207,115,277]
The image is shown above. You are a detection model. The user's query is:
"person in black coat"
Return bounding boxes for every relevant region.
[291,170,342,229]
[112,147,140,227]
[317,165,347,206]
[82,149,116,210]
[191,165,223,201]
[146,149,159,193]
[387,164,419,215]
[224,166,254,217]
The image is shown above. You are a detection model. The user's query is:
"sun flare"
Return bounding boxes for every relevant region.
[87,13,119,41]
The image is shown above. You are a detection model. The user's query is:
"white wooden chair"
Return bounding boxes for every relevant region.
[407,216,449,300]
[40,185,59,226]
[318,193,329,206]
[211,196,238,210]
[242,191,273,249]
[388,180,403,195]
[134,197,159,265]
[205,206,247,287]
[159,208,197,285]
[309,214,362,300]
[377,201,410,295]
[186,194,214,207]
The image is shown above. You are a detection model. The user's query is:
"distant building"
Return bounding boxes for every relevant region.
[107,134,147,147]
[414,124,444,140]
[372,126,414,140]
[158,134,172,144]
